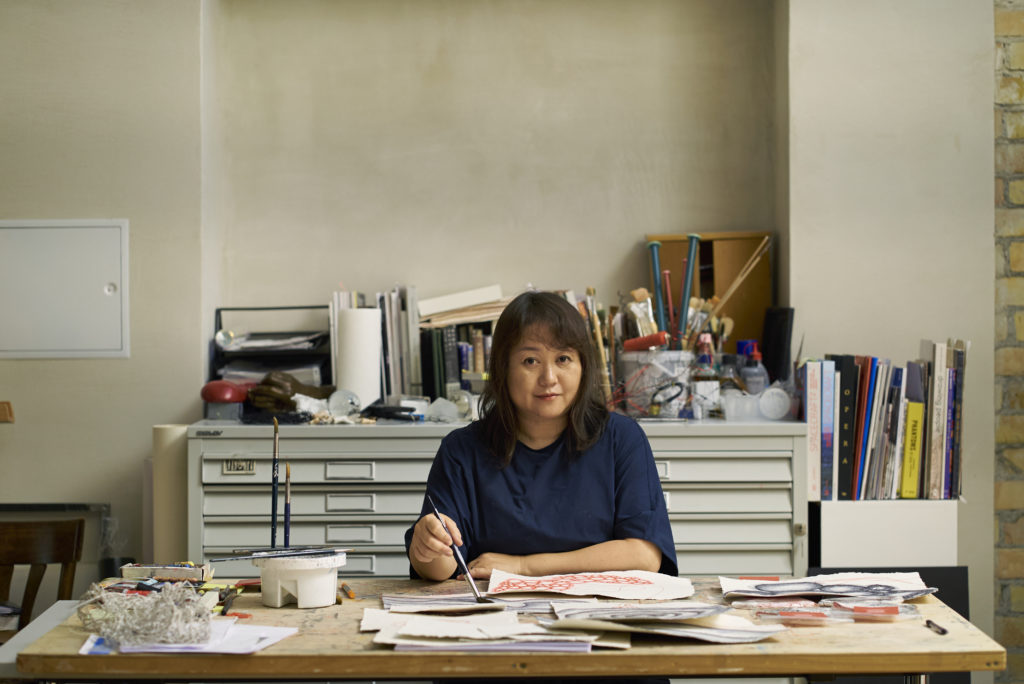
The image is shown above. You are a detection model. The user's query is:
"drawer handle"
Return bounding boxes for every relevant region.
[344,554,375,574]
[326,493,376,512]
[325,461,375,480]
[655,460,670,479]
[327,524,375,543]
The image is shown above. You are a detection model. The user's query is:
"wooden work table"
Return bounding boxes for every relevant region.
[15,577,1006,681]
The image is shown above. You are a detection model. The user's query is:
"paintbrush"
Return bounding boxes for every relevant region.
[271,417,279,548]
[284,461,291,548]
[425,494,492,603]
[586,287,612,403]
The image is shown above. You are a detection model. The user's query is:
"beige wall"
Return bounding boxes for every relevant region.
[0,0,203,583]
[786,0,995,645]
[201,0,777,315]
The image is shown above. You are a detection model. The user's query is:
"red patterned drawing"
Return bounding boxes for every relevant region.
[486,569,695,600]
[489,572,654,595]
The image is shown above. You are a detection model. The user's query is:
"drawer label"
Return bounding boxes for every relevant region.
[221,459,256,475]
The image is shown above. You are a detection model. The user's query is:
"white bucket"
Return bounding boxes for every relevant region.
[252,553,348,608]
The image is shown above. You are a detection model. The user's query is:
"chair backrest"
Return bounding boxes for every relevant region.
[0,519,86,630]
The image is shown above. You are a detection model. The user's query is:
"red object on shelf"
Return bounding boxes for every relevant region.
[622,331,670,352]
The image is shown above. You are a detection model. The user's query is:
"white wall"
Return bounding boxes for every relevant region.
[786,0,995,643]
[0,0,203,582]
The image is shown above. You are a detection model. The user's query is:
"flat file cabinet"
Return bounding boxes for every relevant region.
[186,420,808,579]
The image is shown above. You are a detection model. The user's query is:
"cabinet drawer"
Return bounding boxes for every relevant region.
[653,455,792,482]
[677,547,795,576]
[664,486,792,513]
[202,485,425,516]
[669,516,792,545]
[202,456,432,484]
[204,519,414,548]
[203,549,411,579]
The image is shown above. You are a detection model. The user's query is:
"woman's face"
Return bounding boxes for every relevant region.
[506,326,582,430]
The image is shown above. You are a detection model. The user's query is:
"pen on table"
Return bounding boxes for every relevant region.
[284,461,291,548]
[271,417,279,548]
[925,619,948,635]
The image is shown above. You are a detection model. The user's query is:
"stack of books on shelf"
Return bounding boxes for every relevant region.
[418,285,510,401]
[798,338,969,502]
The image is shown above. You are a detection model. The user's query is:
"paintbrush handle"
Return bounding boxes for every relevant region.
[586,288,612,403]
[677,234,701,343]
[425,494,484,600]
[271,421,279,548]
[647,241,667,333]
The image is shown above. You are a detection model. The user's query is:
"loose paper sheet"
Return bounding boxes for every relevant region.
[487,570,694,600]
[547,611,787,644]
[720,572,937,600]
[550,600,727,622]
[79,619,297,655]
[381,592,596,614]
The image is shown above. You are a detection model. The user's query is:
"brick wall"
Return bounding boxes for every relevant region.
[997,4,1024,681]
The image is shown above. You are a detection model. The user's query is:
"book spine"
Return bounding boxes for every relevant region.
[851,356,871,500]
[927,341,948,499]
[888,369,908,500]
[899,401,925,498]
[943,367,957,499]
[855,357,878,500]
[804,361,822,503]
[820,360,836,501]
[442,325,460,398]
[833,355,859,500]
[949,342,967,499]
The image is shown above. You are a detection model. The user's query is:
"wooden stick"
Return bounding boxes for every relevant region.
[686,235,771,349]
[586,287,613,403]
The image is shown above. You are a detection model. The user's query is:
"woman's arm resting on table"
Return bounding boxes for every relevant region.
[408,513,462,581]
[466,538,662,579]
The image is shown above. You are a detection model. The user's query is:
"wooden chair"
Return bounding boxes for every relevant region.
[0,519,85,643]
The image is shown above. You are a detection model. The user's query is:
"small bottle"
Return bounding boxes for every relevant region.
[690,337,721,419]
[740,343,771,395]
[718,353,743,394]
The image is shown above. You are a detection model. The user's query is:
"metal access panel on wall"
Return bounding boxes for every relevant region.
[0,219,130,358]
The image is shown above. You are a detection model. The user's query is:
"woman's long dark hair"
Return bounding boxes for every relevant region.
[478,290,608,465]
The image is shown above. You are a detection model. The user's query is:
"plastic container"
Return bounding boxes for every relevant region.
[740,343,770,395]
[253,552,348,608]
[618,350,694,418]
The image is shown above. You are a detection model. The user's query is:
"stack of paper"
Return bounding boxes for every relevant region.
[720,572,938,601]
[365,571,788,652]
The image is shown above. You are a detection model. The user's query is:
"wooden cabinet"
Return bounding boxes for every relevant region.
[187,420,807,579]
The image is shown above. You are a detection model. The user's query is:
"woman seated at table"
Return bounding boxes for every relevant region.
[406,289,677,583]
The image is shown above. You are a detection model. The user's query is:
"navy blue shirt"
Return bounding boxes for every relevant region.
[405,412,678,578]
